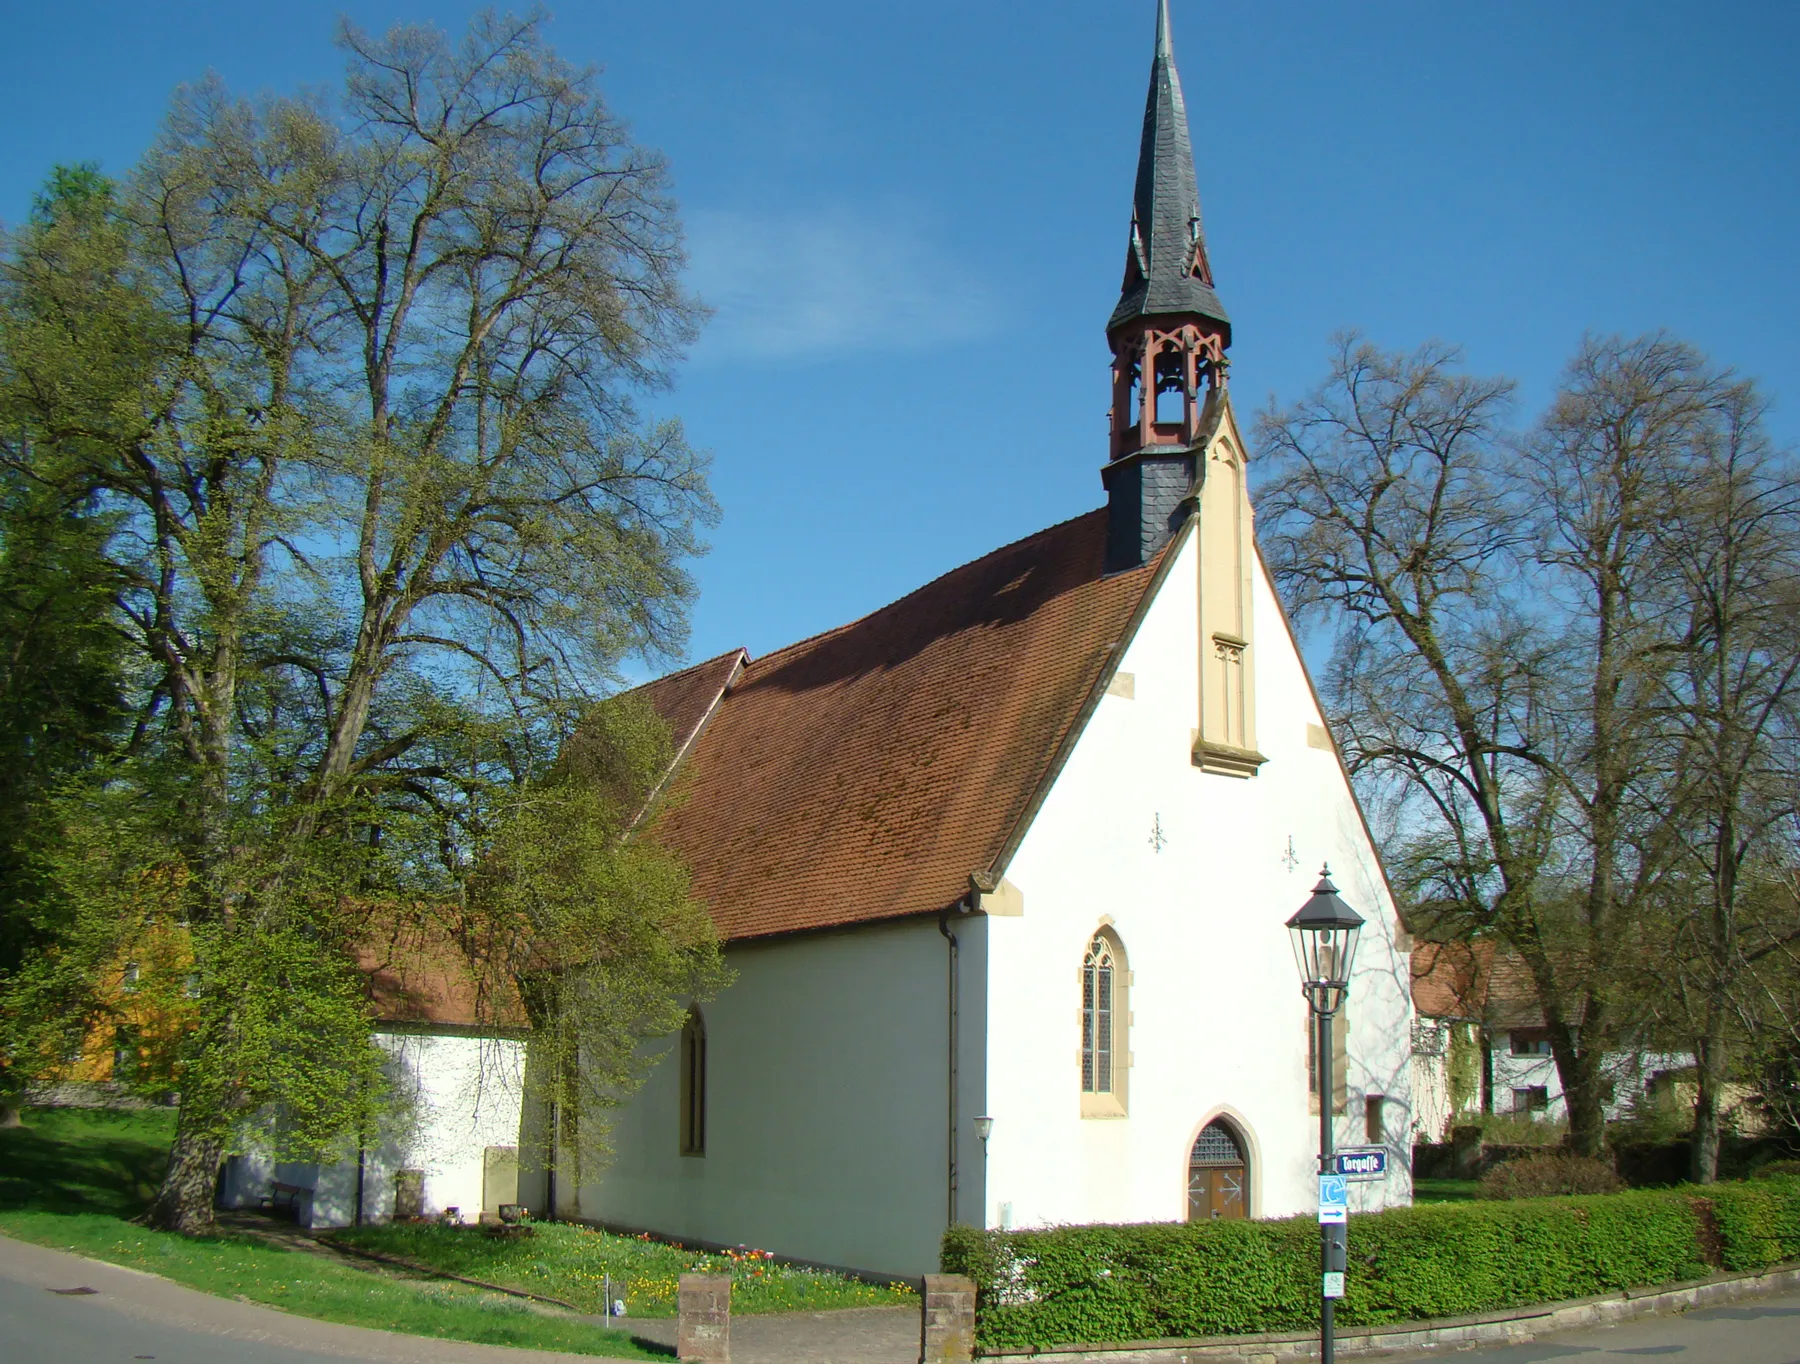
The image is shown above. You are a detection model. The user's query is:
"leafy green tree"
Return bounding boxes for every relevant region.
[0,11,721,1230]
[0,167,137,1125]
[464,694,729,1178]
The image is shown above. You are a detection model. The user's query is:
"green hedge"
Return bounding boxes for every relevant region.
[941,1177,1800,1352]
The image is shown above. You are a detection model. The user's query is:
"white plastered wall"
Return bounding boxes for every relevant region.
[217,1030,526,1229]
[579,915,982,1280]
[983,529,1414,1230]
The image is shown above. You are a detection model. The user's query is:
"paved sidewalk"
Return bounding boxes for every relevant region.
[624,1303,916,1364]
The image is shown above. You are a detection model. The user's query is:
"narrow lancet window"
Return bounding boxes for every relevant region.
[679,1008,707,1156]
[1081,931,1129,1115]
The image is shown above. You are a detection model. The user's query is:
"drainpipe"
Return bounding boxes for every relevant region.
[353,1129,367,1227]
[546,1099,560,1221]
[938,903,965,1229]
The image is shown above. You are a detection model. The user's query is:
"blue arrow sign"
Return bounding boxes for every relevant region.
[1318,1173,1348,1224]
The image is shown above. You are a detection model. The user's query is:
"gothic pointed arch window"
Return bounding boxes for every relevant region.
[679,1007,706,1157]
[1187,1118,1248,1221]
[1081,929,1129,1117]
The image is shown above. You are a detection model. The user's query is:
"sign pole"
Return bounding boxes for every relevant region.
[1320,1005,1335,1364]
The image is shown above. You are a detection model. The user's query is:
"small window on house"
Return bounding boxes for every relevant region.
[1510,1030,1552,1057]
[183,973,201,999]
[1307,1004,1349,1115]
[121,962,140,992]
[1081,930,1129,1117]
[1365,1094,1385,1143]
[1513,1086,1549,1113]
[679,1008,706,1156]
[112,1026,141,1084]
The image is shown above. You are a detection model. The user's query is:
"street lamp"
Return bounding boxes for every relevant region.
[1287,866,1364,1364]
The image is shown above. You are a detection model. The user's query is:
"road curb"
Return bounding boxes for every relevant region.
[975,1261,1800,1361]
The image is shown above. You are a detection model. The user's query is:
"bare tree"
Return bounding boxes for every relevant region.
[1257,332,1776,1158]
[1617,343,1800,1179]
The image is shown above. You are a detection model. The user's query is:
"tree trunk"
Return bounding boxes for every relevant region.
[143,1110,223,1233]
[1690,1009,1730,1184]
[1554,1032,1610,1158]
[0,1102,21,1129]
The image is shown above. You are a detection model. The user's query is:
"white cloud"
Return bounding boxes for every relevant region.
[683,204,1000,362]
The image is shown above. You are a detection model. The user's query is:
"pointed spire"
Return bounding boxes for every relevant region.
[1109,0,1230,338]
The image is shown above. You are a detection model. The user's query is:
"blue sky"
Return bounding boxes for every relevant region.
[5,2,1797,674]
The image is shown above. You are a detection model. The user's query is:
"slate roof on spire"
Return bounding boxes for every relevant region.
[1108,0,1230,335]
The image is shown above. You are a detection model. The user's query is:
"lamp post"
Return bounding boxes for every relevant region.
[1287,866,1364,1364]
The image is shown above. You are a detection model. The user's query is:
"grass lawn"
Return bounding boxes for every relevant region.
[332,1220,918,1318]
[1412,1178,1482,1203]
[0,1106,671,1358]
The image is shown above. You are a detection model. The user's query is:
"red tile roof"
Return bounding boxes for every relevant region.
[355,912,528,1031]
[633,510,1161,942]
[1411,939,1544,1028]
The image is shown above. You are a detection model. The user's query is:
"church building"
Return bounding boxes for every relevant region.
[563,1,1416,1280]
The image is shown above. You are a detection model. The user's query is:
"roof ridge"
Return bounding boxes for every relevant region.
[624,646,748,694]
[741,509,1113,674]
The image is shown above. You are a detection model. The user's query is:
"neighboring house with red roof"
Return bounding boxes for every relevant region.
[216,914,533,1230]
[558,3,1416,1279]
[1409,940,1693,1139]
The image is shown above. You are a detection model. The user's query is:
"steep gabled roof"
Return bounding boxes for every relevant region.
[633,510,1160,942]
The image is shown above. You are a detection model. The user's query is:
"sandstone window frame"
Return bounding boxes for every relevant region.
[1080,928,1131,1119]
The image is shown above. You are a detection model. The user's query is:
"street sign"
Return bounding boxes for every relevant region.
[1318,1173,1347,1224]
[1322,1271,1346,1299]
[1333,1148,1388,1181]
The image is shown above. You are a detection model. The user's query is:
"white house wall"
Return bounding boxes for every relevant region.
[217,1030,526,1229]
[579,915,982,1281]
[985,531,1414,1230]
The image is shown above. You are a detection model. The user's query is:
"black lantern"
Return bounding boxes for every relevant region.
[1286,866,1364,1016]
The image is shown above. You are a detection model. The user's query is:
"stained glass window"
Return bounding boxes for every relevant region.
[1190,1120,1245,1166]
[1082,935,1116,1094]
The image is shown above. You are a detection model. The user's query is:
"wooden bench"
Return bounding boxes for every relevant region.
[261,1182,306,1219]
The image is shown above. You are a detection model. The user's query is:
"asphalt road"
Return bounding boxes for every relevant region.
[1385,1289,1800,1364]
[2,1269,339,1363]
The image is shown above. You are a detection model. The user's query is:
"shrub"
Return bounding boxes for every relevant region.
[1463,1113,1569,1146]
[942,1180,1800,1352]
[1752,1159,1800,1181]
[1705,1177,1800,1270]
[1480,1154,1624,1200]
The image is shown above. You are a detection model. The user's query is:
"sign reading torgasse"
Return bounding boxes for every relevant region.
[1333,1148,1388,1181]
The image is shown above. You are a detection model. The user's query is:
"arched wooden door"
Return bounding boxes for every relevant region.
[1187,1119,1248,1221]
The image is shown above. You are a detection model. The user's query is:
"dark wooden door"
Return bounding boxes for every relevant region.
[1187,1163,1246,1220]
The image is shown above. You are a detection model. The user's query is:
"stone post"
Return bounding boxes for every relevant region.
[677,1274,730,1362]
[919,1274,976,1364]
